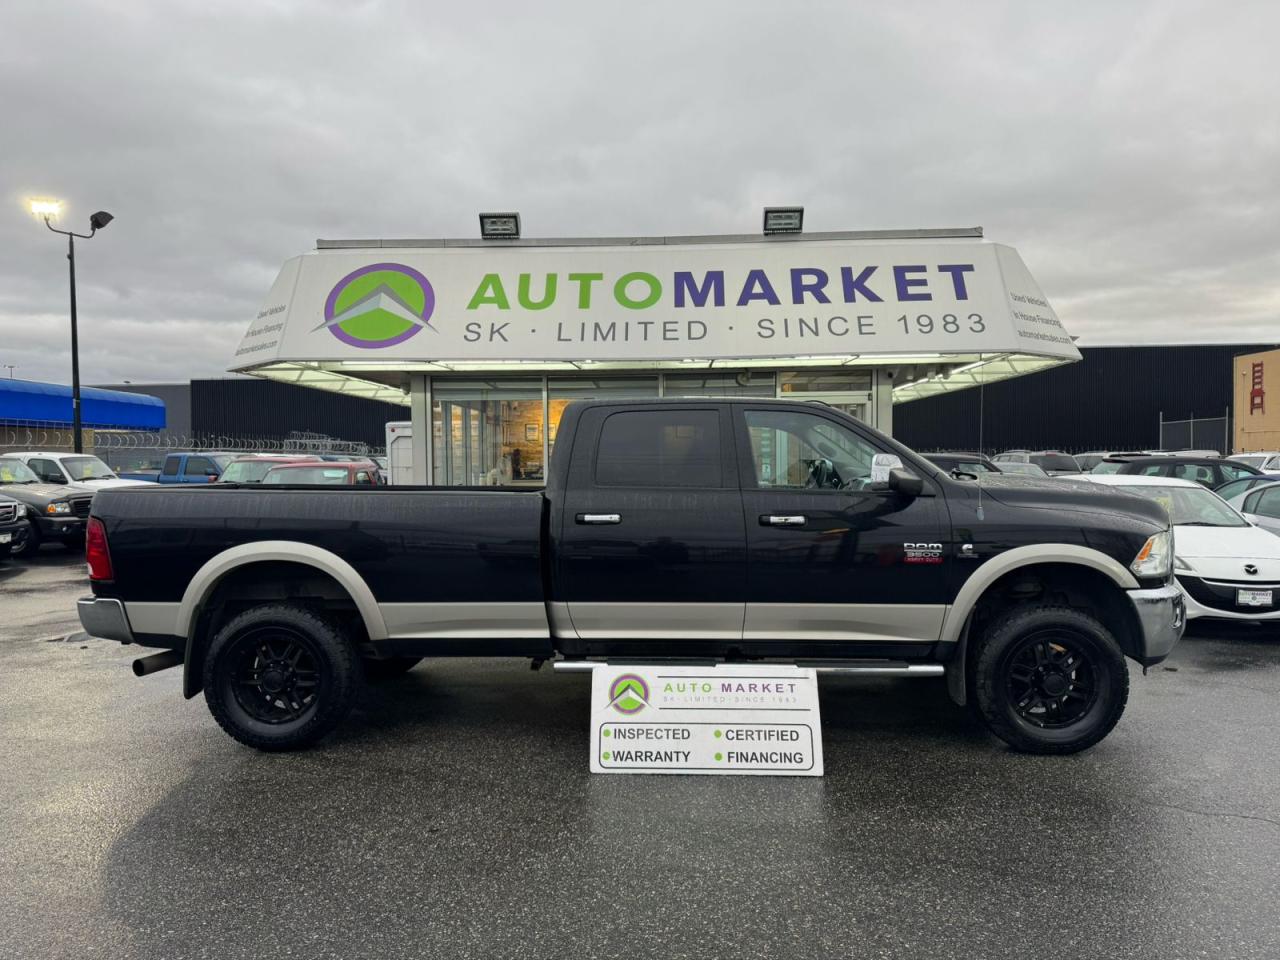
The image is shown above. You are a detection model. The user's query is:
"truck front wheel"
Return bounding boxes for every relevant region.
[203,604,361,751]
[973,605,1129,755]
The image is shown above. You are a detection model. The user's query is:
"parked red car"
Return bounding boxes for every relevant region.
[260,461,382,485]
[217,455,321,484]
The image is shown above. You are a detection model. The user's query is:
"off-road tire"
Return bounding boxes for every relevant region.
[203,603,361,751]
[973,604,1129,755]
[362,655,422,680]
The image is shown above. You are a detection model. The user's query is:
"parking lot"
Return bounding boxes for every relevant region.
[1,548,1277,960]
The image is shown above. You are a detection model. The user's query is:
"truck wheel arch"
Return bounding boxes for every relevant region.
[940,545,1140,706]
[177,542,388,698]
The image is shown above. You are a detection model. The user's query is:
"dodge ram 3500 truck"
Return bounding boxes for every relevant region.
[77,399,1184,755]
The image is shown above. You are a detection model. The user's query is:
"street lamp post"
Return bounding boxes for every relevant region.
[32,202,113,453]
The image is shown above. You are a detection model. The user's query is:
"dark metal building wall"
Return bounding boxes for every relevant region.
[191,379,408,447]
[893,344,1280,454]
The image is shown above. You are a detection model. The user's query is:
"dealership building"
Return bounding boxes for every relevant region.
[229,226,1079,485]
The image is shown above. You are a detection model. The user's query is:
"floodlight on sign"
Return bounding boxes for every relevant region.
[762,206,804,234]
[479,212,521,239]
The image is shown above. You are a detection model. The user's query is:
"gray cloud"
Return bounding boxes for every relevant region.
[2,0,1277,384]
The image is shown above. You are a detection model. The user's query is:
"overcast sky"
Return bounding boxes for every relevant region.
[2,0,1277,385]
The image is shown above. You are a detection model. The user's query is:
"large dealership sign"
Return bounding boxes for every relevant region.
[231,239,1077,368]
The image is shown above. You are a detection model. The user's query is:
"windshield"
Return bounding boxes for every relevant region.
[262,466,351,485]
[219,460,280,483]
[0,458,41,484]
[1215,477,1267,501]
[1000,462,1048,477]
[62,456,117,480]
[1075,454,1103,471]
[1091,460,1127,474]
[1122,484,1247,527]
[1030,453,1079,472]
[1231,455,1267,469]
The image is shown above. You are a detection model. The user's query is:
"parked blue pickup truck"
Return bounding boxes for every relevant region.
[79,398,1185,755]
[118,452,239,484]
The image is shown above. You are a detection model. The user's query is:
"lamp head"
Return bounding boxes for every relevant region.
[89,210,114,231]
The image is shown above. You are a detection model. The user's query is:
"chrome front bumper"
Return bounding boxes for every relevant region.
[77,597,135,644]
[1127,583,1185,665]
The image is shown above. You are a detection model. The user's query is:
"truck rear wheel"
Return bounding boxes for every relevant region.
[203,603,361,751]
[972,605,1129,755]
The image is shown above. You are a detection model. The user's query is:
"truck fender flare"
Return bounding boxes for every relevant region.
[176,541,389,642]
[940,545,1138,707]
[940,544,1139,647]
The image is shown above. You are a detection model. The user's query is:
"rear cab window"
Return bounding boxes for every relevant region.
[594,410,723,488]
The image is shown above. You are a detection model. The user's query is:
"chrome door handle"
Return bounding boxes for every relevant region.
[762,514,807,527]
[577,513,621,524]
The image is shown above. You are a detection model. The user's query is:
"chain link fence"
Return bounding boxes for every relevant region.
[1158,412,1230,455]
[1,422,377,472]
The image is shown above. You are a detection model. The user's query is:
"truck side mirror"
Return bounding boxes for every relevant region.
[888,468,924,498]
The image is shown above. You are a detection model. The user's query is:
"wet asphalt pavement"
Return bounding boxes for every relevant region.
[2,550,1279,960]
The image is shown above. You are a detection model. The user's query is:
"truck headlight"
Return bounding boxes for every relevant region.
[1131,529,1173,578]
[46,501,72,515]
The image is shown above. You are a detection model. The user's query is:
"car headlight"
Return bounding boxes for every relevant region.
[46,501,72,515]
[1132,529,1173,578]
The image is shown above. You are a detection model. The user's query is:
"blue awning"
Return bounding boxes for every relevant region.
[0,379,165,430]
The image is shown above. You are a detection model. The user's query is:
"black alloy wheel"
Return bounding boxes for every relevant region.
[1001,630,1099,729]
[227,625,323,724]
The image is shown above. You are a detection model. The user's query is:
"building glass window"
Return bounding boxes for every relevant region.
[548,377,658,450]
[431,380,544,486]
[662,372,775,398]
[778,370,872,394]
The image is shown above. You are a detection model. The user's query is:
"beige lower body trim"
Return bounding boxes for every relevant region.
[743,603,944,643]
[563,602,745,641]
[123,602,182,636]
[379,602,550,639]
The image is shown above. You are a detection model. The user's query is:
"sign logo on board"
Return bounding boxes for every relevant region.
[318,262,436,348]
[607,674,650,714]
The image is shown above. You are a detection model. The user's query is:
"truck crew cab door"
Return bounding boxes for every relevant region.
[734,405,949,655]
[555,403,746,648]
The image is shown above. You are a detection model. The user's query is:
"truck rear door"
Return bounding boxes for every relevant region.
[555,403,746,643]
[733,404,950,651]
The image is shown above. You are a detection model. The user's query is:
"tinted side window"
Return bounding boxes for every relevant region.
[595,410,722,488]
[184,456,215,477]
[743,409,878,490]
[30,458,63,483]
[1220,463,1256,481]
[1250,487,1280,518]
[1171,463,1214,485]
[161,457,181,476]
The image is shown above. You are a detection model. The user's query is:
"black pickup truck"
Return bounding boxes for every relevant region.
[78,398,1184,755]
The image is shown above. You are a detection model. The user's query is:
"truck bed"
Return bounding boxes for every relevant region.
[92,484,547,609]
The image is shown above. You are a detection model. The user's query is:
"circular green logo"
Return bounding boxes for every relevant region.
[320,262,435,348]
[608,674,650,715]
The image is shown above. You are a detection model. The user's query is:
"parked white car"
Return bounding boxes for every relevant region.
[1232,481,1280,537]
[9,452,151,493]
[1081,474,1280,622]
[1229,451,1280,474]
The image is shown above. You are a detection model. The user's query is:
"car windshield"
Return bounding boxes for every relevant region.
[1215,477,1267,501]
[939,459,995,474]
[1231,455,1267,469]
[0,458,41,484]
[1030,453,1079,472]
[219,460,281,483]
[262,466,351,485]
[1121,484,1248,527]
[62,456,116,480]
[1000,462,1048,477]
[1091,460,1127,474]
